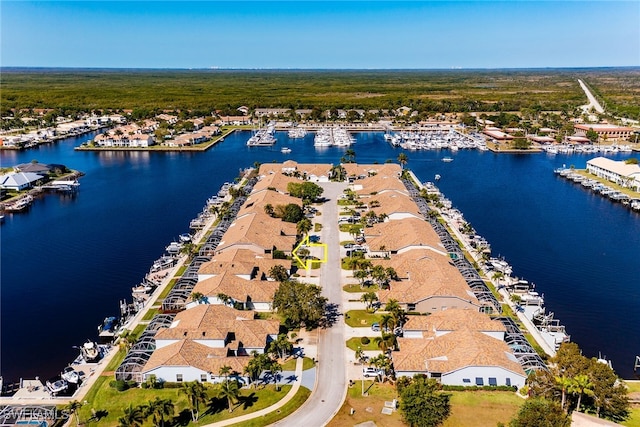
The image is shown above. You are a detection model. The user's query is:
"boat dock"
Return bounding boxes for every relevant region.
[408,170,568,358]
[555,168,640,212]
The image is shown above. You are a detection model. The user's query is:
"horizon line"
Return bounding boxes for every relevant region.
[2,65,639,72]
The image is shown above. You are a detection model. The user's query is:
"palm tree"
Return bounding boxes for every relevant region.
[269,334,293,360]
[397,152,408,170]
[271,361,283,391]
[118,404,145,427]
[191,291,206,305]
[180,381,208,422]
[296,218,312,237]
[379,314,396,333]
[218,379,241,413]
[374,333,397,354]
[145,397,174,427]
[219,365,232,384]
[569,374,595,412]
[345,148,356,163]
[555,375,573,412]
[354,269,369,288]
[361,291,378,312]
[264,203,275,217]
[64,400,82,425]
[385,299,401,315]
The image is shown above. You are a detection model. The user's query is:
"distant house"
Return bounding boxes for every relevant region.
[237,106,249,115]
[219,116,252,125]
[14,163,51,175]
[574,124,634,142]
[482,128,513,142]
[0,172,44,191]
[587,157,640,191]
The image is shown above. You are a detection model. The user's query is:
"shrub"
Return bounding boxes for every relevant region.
[114,380,129,392]
[360,336,370,345]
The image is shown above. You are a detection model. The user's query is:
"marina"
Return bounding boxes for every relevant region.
[1,129,639,383]
[554,167,640,212]
[313,126,355,147]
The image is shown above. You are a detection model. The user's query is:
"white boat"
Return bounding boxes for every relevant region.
[179,233,192,243]
[61,366,80,384]
[80,340,101,363]
[46,379,68,394]
[434,174,441,181]
[287,127,307,138]
[442,157,454,162]
[247,123,276,146]
[151,255,175,272]
[166,241,182,255]
[281,147,292,154]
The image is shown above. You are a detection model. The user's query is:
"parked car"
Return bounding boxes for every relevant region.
[371,322,380,332]
[362,367,384,378]
[344,243,355,249]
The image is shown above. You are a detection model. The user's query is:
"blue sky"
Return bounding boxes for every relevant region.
[2,1,639,69]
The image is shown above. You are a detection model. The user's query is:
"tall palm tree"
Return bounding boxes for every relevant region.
[118,404,145,427]
[145,397,174,427]
[397,152,408,170]
[569,374,595,412]
[218,379,241,413]
[361,291,378,312]
[555,375,573,412]
[64,400,82,425]
[345,148,356,163]
[180,381,208,422]
[271,361,283,391]
[219,365,232,384]
[379,314,396,333]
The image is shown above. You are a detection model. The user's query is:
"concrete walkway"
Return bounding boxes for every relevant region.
[201,357,304,427]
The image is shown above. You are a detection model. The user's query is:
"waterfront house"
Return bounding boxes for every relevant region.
[189,271,279,311]
[142,305,279,384]
[215,211,297,256]
[351,171,408,196]
[364,217,445,257]
[197,248,290,282]
[392,328,526,388]
[238,189,302,218]
[14,162,52,175]
[373,249,480,313]
[365,191,422,221]
[0,172,44,191]
[401,308,505,340]
[586,157,640,191]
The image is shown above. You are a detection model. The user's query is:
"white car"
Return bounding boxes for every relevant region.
[362,367,383,378]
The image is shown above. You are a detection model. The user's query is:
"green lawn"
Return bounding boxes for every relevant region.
[345,310,382,328]
[343,283,379,293]
[281,357,316,371]
[346,337,382,352]
[235,386,311,427]
[76,378,299,427]
[443,390,524,427]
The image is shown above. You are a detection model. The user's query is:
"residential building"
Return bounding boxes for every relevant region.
[0,172,44,191]
[586,157,640,191]
[574,124,634,142]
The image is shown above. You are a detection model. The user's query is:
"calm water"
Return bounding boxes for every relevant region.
[1,131,639,381]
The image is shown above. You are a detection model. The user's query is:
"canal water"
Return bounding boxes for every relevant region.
[1,131,639,381]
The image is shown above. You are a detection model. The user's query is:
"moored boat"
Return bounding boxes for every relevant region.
[61,366,80,384]
[80,340,101,363]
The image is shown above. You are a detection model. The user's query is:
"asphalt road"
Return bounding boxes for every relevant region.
[578,78,605,113]
[276,181,348,427]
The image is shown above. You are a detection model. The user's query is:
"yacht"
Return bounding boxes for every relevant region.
[287,127,307,138]
[166,241,182,255]
[281,147,292,154]
[179,233,192,243]
[442,157,454,162]
[246,123,277,146]
[61,366,80,384]
[46,379,68,395]
[80,340,101,363]
[4,195,34,212]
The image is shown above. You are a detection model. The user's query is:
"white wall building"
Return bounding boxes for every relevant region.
[587,157,640,192]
